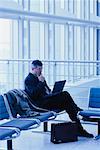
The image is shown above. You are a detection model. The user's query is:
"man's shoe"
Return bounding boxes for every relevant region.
[77,107,83,112]
[78,130,94,138]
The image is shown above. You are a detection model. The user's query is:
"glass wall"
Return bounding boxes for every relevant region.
[0,0,99,92]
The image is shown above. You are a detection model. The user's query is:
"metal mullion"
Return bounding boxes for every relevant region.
[85,27,88,78]
[28,0,30,11]
[48,0,50,14]
[21,19,24,88]
[47,23,50,82]
[88,0,90,19]
[80,27,84,79]
[27,0,30,73]
[18,19,24,88]
[72,25,75,83]
[74,26,77,80]
[64,24,66,80]
[83,0,85,19]
[17,20,20,87]
[66,24,69,82]
[94,0,97,15]
[28,25,30,58]
[88,27,90,77]
[85,27,89,78]
[93,27,95,75]
[11,20,15,89]
[67,25,70,82]
[22,0,24,9]
[44,23,49,59]
[94,27,98,75]
[38,22,40,58]
[68,0,70,12]
[44,0,48,13]
[69,25,74,83]
[64,0,68,12]
[71,0,75,13]
[60,24,64,80]
[79,26,82,80]
[52,24,55,61]
[85,0,90,19]
[73,0,75,14]
[83,27,86,78]
[70,25,74,82]
[18,0,22,5]
[53,0,55,15]
[81,0,85,19]
[44,23,49,80]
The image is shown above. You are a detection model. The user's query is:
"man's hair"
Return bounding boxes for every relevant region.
[31,60,43,68]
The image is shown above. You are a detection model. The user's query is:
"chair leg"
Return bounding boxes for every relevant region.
[43,122,48,132]
[95,121,100,140]
[98,121,100,135]
[7,140,13,150]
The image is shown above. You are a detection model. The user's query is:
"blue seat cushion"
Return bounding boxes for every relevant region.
[79,110,100,117]
[0,112,55,130]
[0,119,37,130]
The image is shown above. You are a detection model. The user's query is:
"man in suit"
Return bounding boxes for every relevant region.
[24,60,93,138]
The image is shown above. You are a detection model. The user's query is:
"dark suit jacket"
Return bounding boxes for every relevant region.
[24,73,51,104]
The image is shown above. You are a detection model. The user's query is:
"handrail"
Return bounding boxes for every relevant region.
[0,59,100,64]
[0,59,99,95]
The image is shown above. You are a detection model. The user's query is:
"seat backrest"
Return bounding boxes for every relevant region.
[0,95,9,119]
[5,91,17,118]
[89,88,100,108]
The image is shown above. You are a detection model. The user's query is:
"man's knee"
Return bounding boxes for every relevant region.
[62,91,70,97]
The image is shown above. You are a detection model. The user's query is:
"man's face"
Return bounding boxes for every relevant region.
[33,66,42,76]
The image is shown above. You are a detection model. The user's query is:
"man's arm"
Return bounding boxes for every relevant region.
[25,75,46,100]
[38,74,51,93]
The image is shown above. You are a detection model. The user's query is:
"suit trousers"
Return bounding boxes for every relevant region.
[37,91,79,122]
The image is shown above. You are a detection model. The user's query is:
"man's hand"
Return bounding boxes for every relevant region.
[38,75,45,82]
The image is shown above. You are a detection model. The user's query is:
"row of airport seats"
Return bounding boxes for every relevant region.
[78,87,100,140]
[34,87,100,140]
[1,87,100,149]
[0,90,57,150]
[40,87,100,139]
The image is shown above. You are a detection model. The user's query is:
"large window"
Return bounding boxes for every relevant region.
[0,19,12,59]
[0,0,99,92]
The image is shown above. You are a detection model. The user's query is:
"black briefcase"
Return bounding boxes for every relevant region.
[51,122,78,144]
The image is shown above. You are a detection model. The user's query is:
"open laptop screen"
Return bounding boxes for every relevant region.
[52,80,66,93]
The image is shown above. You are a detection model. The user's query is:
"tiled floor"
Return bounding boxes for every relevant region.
[0,114,100,150]
[0,98,100,150]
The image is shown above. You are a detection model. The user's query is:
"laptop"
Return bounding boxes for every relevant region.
[52,80,66,93]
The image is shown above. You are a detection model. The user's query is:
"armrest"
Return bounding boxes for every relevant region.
[0,126,20,140]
